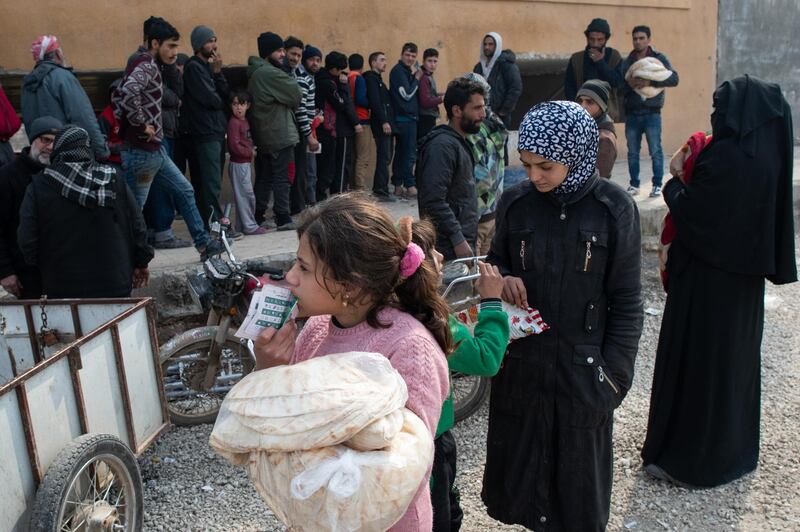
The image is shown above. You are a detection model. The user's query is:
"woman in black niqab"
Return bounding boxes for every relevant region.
[641,75,796,487]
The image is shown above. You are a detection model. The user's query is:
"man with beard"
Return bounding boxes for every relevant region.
[248,31,302,230]
[114,19,221,261]
[473,32,522,129]
[417,77,486,260]
[284,36,317,213]
[183,25,230,228]
[0,116,61,298]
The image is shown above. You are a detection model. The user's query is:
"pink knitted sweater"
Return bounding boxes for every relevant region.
[291,306,449,531]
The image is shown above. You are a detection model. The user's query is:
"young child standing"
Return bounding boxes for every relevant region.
[412,220,510,532]
[253,194,451,532]
[227,91,267,235]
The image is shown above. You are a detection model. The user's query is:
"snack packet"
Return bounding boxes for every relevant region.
[455,301,549,341]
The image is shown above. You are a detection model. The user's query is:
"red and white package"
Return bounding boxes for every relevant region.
[454,302,549,341]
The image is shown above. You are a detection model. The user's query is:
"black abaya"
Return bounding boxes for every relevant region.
[641,75,796,487]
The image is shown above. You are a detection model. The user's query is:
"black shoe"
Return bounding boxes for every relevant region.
[199,239,225,262]
[374,192,398,203]
[276,220,298,231]
[154,237,193,249]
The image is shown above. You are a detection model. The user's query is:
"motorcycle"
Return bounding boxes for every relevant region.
[159,212,491,425]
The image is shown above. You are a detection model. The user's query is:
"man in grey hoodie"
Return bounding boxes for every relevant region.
[21,35,109,160]
[472,32,522,129]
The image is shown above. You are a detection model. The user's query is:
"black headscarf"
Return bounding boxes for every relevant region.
[665,75,796,284]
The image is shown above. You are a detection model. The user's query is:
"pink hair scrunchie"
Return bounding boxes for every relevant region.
[399,242,425,279]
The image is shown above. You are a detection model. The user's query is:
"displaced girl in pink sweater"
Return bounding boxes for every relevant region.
[253,193,451,531]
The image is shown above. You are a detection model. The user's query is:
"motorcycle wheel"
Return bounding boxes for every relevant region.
[451,372,490,423]
[159,326,254,425]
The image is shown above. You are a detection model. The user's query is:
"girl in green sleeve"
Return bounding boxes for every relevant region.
[412,220,510,532]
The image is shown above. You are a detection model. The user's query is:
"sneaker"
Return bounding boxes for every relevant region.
[393,185,405,197]
[245,226,269,236]
[649,185,662,198]
[405,186,418,198]
[199,239,225,262]
[627,186,640,196]
[227,229,244,241]
[260,219,277,230]
[277,220,298,232]
[153,237,192,249]
[374,192,398,203]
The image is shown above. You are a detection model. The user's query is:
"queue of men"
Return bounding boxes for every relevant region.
[0,17,677,303]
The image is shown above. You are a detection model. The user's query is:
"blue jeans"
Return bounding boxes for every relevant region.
[392,119,417,188]
[122,145,209,248]
[625,113,664,188]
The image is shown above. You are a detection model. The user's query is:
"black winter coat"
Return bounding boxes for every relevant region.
[416,125,478,260]
[483,175,643,531]
[363,70,393,130]
[181,57,229,141]
[315,69,358,138]
[474,50,523,125]
[0,149,44,297]
[17,170,153,298]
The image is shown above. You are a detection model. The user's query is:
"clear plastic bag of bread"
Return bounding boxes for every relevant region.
[209,351,434,531]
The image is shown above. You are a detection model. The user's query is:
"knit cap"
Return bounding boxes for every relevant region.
[191,25,215,52]
[585,18,611,38]
[303,44,322,61]
[325,51,348,70]
[576,79,611,113]
[257,32,284,59]
[27,116,63,142]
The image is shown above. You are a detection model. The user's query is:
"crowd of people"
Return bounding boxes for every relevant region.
[0,13,796,532]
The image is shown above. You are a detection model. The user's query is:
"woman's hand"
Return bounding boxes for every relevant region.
[475,261,504,300]
[669,146,690,182]
[501,276,528,309]
[253,320,297,370]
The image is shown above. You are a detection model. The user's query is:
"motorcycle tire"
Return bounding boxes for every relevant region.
[159,326,254,425]
[451,372,490,423]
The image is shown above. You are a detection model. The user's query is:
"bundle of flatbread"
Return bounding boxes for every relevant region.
[209,352,433,531]
[625,57,674,100]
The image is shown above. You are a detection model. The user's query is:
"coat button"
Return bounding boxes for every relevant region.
[587,357,594,364]
[540,516,547,523]
[559,213,566,220]
[589,304,594,309]
[591,235,597,242]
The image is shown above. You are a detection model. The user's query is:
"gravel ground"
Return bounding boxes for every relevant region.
[140,246,800,531]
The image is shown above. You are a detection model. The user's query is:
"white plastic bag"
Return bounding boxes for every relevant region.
[243,408,433,532]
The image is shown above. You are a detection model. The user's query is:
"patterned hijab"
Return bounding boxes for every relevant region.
[43,126,116,208]
[517,101,599,195]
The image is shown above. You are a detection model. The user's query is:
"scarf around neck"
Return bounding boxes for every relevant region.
[43,126,116,208]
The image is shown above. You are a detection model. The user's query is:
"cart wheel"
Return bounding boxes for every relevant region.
[452,372,490,423]
[29,433,143,532]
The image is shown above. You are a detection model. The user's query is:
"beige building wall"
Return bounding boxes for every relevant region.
[0,0,717,153]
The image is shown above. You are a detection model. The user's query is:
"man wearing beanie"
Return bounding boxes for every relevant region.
[621,25,679,197]
[315,51,360,200]
[182,25,230,229]
[577,79,617,178]
[0,116,61,298]
[564,18,624,120]
[248,31,302,230]
[301,45,323,204]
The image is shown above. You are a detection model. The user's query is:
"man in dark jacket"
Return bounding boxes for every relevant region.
[183,25,229,227]
[0,116,61,299]
[621,25,679,198]
[248,31,302,229]
[417,77,486,260]
[364,51,395,202]
[389,42,422,197]
[473,32,522,129]
[17,126,154,298]
[315,51,360,200]
[564,18,624,120]
[21,35,109,160]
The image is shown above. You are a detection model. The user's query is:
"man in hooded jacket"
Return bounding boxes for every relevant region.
[472,32,522,129]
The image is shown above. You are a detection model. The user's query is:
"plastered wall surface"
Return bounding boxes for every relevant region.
[0,0,718,153]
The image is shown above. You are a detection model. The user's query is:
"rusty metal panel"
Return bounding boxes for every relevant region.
[117,307,165,451]
[77,330,129,443]
[110,325,137,450]
[25,357,82,477]
[0,390,36,531]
